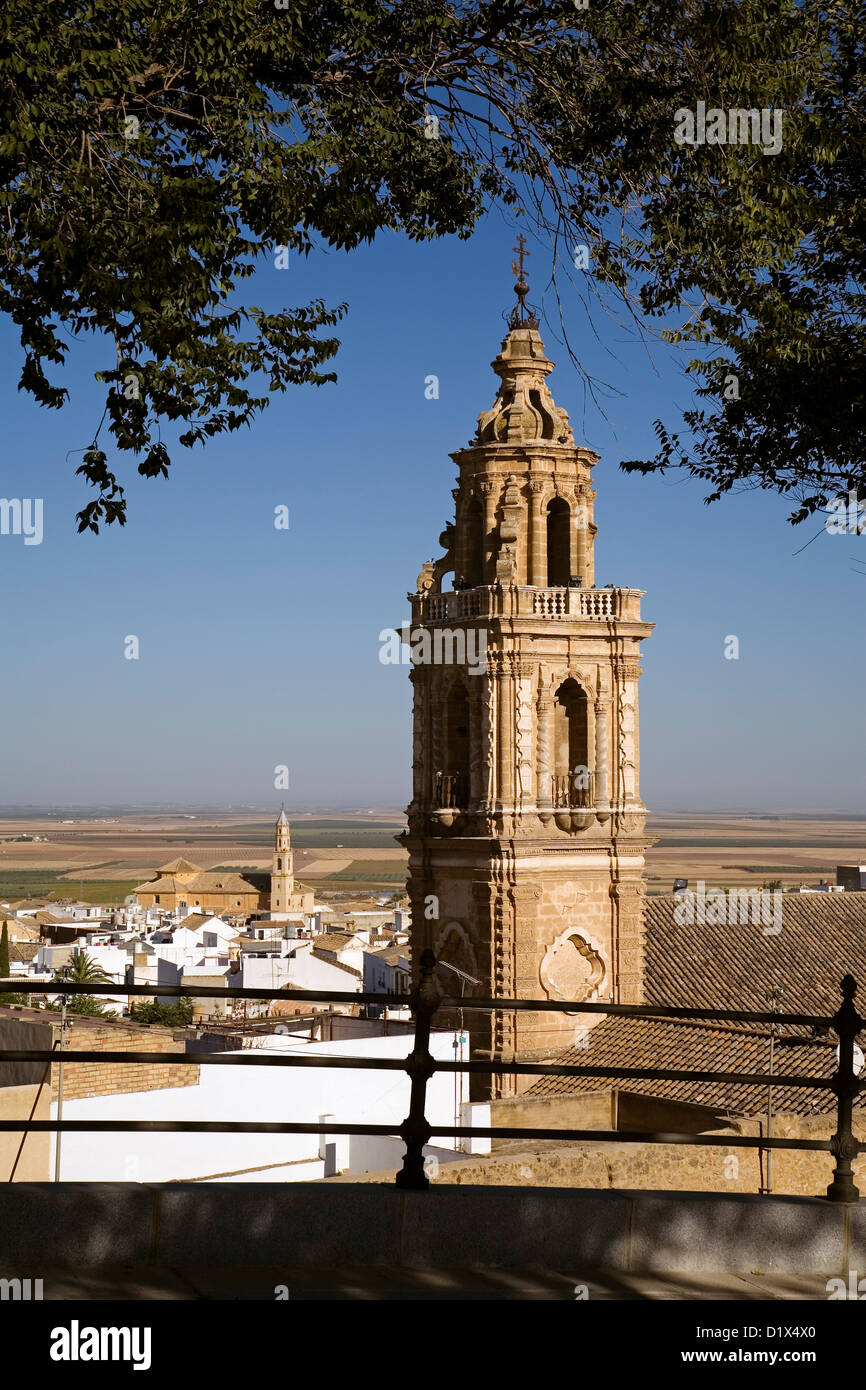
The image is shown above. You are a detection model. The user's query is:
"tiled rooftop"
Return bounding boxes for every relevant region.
[643,892,866,1014]
[526,893,866,1116]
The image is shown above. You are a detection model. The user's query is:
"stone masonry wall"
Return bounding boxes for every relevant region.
[50,1018,199,1102]
[427,1110,866,1198]
[428,1134,855,1199]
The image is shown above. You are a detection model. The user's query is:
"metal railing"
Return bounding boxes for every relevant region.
[434,771,466,809]
[551,772,594,809]
[0,958,862,1200]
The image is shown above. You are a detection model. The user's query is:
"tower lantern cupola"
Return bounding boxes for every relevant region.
[438,247,599,595]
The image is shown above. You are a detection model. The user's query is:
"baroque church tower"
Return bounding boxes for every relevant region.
[403,246,654,1094]
[269,808,313,917]
[270,808,295,914]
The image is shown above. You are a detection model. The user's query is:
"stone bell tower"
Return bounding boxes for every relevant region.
[403,243,654,1095]
[270,808,295,915]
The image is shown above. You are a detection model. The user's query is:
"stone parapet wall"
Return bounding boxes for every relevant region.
[2,1183,864,1279]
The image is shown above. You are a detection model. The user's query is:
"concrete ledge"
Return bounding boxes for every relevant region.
[0,1185,860,1277]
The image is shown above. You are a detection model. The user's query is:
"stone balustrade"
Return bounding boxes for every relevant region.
[418,586,643,623]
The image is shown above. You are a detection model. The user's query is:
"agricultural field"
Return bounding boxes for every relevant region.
[0,808,862,905]
[644,812,866,893]
[0,870,139,906]
[0,810,409,903]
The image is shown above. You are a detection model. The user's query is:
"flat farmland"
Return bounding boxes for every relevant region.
[0,811,410,901]
[0,809,863,904]
[644,812,866,892]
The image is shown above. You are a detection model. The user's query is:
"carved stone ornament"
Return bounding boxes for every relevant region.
[540,925,606,1003]
[434,921,479,984]
[416,561,436,594]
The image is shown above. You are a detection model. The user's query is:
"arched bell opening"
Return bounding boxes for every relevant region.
[546,496,571,586]
[551,678,592,808]
[462,499,485,589]
[436,682,470,808]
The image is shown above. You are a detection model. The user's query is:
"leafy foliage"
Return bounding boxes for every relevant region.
[129,996,194,1026]
[47,950,117,1015]
[46,994,117,1018]
[614,0,866,520]
[0,0,863,524]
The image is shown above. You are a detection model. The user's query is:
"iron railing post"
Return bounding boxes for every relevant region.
[827,974,862,1202]
[396,949,440,1190]
[54,996,69,1183]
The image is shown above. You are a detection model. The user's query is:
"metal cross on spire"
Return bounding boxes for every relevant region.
[512,233,529,284]
[509,233,538,329]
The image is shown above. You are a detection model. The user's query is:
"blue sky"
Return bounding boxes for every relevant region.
[1,211,863,811]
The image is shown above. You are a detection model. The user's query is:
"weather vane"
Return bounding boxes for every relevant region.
[509,233,538,329]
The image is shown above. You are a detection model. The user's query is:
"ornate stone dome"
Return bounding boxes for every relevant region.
[475,323,574,446]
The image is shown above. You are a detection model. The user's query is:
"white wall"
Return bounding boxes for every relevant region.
[240,955,293,991]
[282,949,359,993]
[53,1032,470,1183]
[347,1135,464,1177]
[80,945,129,981]
[130,957,183,990]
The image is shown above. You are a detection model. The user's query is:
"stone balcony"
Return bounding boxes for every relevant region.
[415,585,645,624]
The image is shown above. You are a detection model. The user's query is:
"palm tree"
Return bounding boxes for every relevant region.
[51,951,116,1018]
[52,951,112,985]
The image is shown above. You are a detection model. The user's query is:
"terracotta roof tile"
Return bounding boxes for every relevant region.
[157,858,201,874]
[526,893,866,1117]
[643,892,866,1014]
[311,951,362,978]
[525,1016,842,1116]
[136,871,260,895]
[313,933,357,951]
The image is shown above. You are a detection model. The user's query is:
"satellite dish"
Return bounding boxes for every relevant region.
[835,1043,865,1076]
